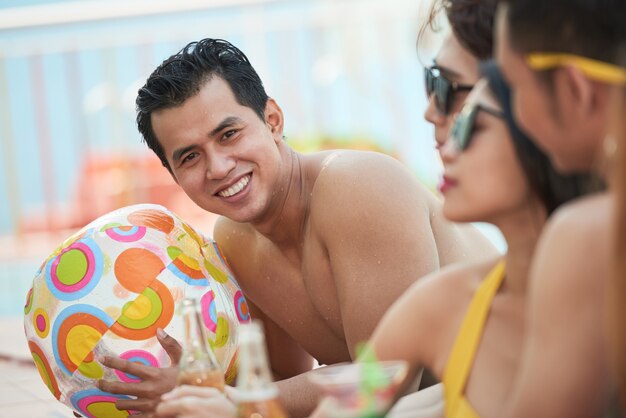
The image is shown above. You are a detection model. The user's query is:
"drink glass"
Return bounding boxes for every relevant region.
[308,360,408,418]
[177,297,225,391]
[177,368,226,391]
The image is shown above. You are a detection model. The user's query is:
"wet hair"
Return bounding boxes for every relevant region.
[500,0,626,66]
[136,38,269,173]
[420,0,497,60]
[481,60,603,215]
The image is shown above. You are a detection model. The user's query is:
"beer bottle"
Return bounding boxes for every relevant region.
[177,297,225,391]
[236,320,289,418]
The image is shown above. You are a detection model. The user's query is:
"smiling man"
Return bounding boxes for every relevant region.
[99,38,497,417]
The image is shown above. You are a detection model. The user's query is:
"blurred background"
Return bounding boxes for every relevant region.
[0,0,502,321]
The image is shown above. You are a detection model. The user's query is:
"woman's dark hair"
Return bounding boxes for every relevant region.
[481,60,603,215]
[419,0,497,60]
[136,38,269,173]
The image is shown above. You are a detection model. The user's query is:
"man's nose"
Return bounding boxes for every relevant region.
[206,149,236,180]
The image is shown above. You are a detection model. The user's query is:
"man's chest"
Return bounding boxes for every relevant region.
[255,238,341,325]
[236,237,350,363]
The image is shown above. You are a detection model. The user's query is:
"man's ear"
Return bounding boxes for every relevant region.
[264,98,284,143]
[554,66,614,148]
[556,66,595,119]
[563,65,614,120]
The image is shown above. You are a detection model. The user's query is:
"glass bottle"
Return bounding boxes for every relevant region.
[177,297,225,391]
[236,320,289,418]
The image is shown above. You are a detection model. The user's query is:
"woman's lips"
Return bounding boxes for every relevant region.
[438,175,457,194]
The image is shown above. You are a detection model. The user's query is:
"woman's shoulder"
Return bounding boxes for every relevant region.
[371,257,502,371]
[386,257,502,341]
[418,257,502,297]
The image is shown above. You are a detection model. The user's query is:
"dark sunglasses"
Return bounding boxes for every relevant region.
[424,64,474,115]
[449,103,505,151]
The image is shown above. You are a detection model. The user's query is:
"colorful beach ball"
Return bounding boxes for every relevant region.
[23,204,250,418]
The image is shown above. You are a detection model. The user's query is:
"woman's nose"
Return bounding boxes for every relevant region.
[424,94,445,127]
[439,136,459,164]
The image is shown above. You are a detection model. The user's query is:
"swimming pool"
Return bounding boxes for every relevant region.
[0,259,40,317]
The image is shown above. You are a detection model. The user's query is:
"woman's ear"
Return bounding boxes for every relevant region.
[264,98,284,143]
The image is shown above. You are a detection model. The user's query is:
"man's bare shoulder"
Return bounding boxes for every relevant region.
[505,197,613,418]
[537,192,612,263]
[306,150,437,221]
[214,216,257,244]
[311,150,432,193]
[529,192,611,302]
[544,192,612,236]
[213,216,258,277]
[303,150,442,274]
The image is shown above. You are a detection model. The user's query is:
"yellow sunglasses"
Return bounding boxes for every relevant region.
[526,52,626,85]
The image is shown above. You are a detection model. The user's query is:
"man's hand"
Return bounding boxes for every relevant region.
[97,328,182,414]
[155,385,237,418]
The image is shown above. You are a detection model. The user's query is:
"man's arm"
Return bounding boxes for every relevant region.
[296,152,444,417]
[497,197,613,418]
[215,217,319,417]
[247,301,314,380]
[309,264,465,418]
[237,303,318,418]
[214,217,314,379]
[315,152,441,356]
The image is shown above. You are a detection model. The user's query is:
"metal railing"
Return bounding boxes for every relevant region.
[0,0,439,254]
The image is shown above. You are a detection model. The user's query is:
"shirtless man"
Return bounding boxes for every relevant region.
[491,0,625,416]
[98,38,496,417]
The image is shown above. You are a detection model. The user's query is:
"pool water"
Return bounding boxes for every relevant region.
[0,259,40,317]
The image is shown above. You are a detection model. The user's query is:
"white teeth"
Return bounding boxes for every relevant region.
[218,175,250,198]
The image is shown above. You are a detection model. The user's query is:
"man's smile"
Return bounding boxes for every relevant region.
[216,174,251,198]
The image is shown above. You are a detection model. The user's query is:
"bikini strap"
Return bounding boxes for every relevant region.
[443,260,506,414]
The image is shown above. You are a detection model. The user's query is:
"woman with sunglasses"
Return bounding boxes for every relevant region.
[421,0,495,157]
[310,62,594,418]
[310,3,599,418]
[406,0,499,402]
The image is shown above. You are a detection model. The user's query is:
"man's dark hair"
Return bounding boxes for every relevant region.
[136,38,269,172]
[482,60,603,215]
[420,0,497,60]
[501,0,626,66]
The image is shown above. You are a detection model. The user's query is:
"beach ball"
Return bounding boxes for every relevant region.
[23,204,250,418]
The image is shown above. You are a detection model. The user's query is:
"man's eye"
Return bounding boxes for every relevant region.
[222,130,237,141]
[182,152,197,164]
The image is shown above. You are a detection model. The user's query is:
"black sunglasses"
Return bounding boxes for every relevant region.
[424,64,474,115]
[449,103,505,151]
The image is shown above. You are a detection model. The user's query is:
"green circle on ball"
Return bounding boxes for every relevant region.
[57,249,88,285]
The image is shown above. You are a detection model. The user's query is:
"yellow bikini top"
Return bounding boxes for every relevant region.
[443,260,506,418]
